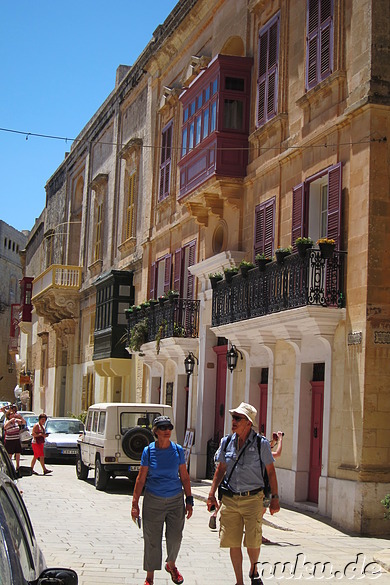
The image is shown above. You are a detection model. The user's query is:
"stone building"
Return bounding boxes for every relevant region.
[0,220,28,402]
[18,0,390,535]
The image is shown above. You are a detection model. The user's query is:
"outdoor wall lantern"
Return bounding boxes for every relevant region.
[226,345,243,373]
[184,352,198,377]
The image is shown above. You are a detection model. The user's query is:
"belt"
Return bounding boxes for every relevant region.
[228,487,263,497]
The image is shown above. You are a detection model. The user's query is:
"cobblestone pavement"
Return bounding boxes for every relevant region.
[19,459,389,584]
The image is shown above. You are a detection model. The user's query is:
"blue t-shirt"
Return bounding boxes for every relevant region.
[141,441,185,498]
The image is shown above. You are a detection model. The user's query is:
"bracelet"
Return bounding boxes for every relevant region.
[271,494,279,499]
[185,495,194,506]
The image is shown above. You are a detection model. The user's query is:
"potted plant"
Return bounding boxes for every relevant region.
[275,246,292,265]
[295,236,313,259]
[381,494,390,520]
[223,266,239,284]
[148,298,159,308]
[208,272,223,289]
[317,237,335,259]
[155,320,167,354]
[255,253,272,271]
[128,318,148,353]
[166,290,179,303]
[158,295,167,306]
[239,260,255,277]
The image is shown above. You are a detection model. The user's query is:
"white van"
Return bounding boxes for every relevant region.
[76,403,175,490]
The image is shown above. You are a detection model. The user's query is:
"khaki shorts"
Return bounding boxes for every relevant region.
[219,491,263,548]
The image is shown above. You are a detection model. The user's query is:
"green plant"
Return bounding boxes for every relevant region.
[68,410,88,425]
[239,260,255,269]
[255,253,271,261]
[173,323,185,337]
[166,289,179,298]
[155,320,167,354]
[223,265,239,274]
[317,237,335,245]
[208,272,223,279]
[140,301,150,308]
[381,494,390,520]
[295,237,313,245]
[128,318,148,352]
[276,246,292,253]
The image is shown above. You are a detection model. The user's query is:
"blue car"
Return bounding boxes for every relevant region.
[0,470,78,584]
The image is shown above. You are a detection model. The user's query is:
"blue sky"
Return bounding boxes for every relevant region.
[0,0,178,233]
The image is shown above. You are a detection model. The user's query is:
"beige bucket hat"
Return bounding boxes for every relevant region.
[229,402,257,427]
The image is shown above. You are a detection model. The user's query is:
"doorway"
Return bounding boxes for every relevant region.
[213,344,228,441]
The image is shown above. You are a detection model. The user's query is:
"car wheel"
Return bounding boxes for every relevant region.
[122,427,154,460]
[76,451,89,481]
[95,458,109,491]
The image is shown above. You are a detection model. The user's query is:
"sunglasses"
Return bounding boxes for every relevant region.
[158,425,172,431]
[232,415,247,422]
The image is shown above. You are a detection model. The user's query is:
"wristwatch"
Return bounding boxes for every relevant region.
[271,494,279,499]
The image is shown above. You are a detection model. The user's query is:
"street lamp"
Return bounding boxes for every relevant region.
[226,345,243,372]
[184,352,198,377]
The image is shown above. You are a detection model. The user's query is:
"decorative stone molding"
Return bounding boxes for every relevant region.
[119,138,142,161]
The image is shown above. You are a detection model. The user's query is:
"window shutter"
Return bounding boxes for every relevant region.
[292,184,305,248]
[126,173,135,240]
[164,254,172,293]
[149,262,156,299]
[327,163,342,249]
[254,199,275,258]
[257,14,279,127]
[173,249,182,295]
[186,241,196,300]
[306,0,333,89]
[159,123,173,201]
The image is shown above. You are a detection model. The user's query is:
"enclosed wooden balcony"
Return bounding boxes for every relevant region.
[32,265,82,324]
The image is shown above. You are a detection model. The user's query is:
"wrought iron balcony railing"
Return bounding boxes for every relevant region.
[126,297,200,348]
[212,250,346,327]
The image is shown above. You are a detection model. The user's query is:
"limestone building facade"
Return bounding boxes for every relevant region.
[18,0,390,535]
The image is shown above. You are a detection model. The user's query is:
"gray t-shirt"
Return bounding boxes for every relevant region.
[215,429,274,493]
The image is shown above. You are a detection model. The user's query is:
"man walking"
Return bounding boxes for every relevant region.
[207,403,280,585]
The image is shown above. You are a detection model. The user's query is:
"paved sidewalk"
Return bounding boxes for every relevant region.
[19,463,389,584]
[192,479,390,578]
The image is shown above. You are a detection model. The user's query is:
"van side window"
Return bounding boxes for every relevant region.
[92,412,99,433]
[120,412,159,434]
[86,412,93,431]
[98,412,106,434]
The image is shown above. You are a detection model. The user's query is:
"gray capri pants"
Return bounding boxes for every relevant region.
[142,491,185,571]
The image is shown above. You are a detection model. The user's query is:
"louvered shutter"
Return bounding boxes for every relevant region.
[149,262,156,299]
[173,249,182,295]
[186,241,196,300]
[254,199,275,258]
[292,184,305,248]
[326,163,342,249]
[257,14,279,127]
[164,254,172,293]
[159,123,172,201]
[306,0,333,89]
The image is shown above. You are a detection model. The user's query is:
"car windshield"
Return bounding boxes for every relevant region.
[120,412,160,435]
[45,420,84,435]
[24,416,39,428]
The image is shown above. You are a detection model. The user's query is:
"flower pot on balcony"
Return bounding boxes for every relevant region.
[256,257,272,271]
[239,262,255,278]
[209,275,223,289]
[158,296,167,307]
[318,243,335,259]
[224,268,238,284]
[297,242,313,259]
[275,250,291,265]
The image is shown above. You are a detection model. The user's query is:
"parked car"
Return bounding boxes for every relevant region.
[76,403,175,490]
[20,415,39,453]
[0,469,78,584]
[44,418,85,461]
[0,440,18,482]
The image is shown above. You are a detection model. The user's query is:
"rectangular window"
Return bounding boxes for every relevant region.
[195,115,202,145]
[181,128,187,157]
[257,13,279,127]
[306,0,333,90]
[189,121,194,150]
[125,173,136,240]
[159,122,173,201]
[203,108,209,139]
[225,77,244,91]
[95,203,103,261]
[223,99,243,130]
[210,100,217,132]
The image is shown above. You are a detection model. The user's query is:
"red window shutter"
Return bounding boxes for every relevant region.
[254,199,275,258]
[159,122,173,201]
[149,262,156,299]
[292,184,305,248]
[257,14,279,127]
[164,254,172,293]
[186,241,196,300]
[327,163,342,249]
[306,0,333,89]
[173,249,182,295]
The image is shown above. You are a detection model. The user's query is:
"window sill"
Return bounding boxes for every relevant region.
[88,259,103,277]
[118,237,136,256]
[296,70,346,110]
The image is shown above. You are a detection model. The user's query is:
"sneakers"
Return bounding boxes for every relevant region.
[250,563,263,585]
[209,515,217,530]
[165,563,184,584]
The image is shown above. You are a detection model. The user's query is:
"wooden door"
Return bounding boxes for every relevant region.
[258,383,268,436]
[213,345,228,442]
[308,381,324,503]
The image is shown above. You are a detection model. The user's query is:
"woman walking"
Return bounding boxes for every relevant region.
[3,407,26,474]
[30,413,52,475]
[131,415,193,585]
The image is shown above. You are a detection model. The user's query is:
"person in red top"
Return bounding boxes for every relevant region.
[30,414,52,475]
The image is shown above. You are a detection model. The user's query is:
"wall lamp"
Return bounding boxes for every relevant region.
[226,345,243,373]
[184,352,198,377]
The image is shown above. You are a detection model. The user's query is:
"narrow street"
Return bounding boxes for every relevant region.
[19,460,389,584]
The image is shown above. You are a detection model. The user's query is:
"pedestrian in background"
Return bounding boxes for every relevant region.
[207,402,280,585]
[30,413,52,475]
[3,407,25,474]
[131,415,193,585]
